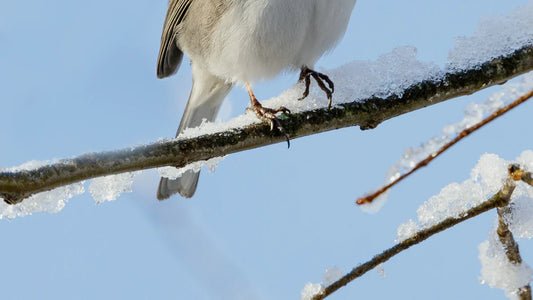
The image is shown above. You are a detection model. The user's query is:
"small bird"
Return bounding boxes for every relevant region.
[156,0,357,199]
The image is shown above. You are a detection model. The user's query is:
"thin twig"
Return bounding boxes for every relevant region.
[313,176,517,300]
[357,88,533,205]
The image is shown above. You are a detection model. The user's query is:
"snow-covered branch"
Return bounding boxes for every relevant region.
[1,45,533,204]
[357,87,533,205]
[497,204,532,300]
[310,166,522,300]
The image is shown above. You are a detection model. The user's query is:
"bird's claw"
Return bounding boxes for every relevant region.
[247,102,291,148]
[298,67,335,109]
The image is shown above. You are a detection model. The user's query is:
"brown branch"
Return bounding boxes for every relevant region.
[357,87,533,205]
[1,45,533,204]
[313,176,517,300]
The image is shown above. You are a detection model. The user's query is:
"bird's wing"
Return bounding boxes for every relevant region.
[157,0,192,78]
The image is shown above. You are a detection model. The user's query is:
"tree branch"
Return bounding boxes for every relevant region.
[1,45,533,204]
[357,87,533,205]
[311,176,517,300]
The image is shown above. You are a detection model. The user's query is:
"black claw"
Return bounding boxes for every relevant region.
[298,67,335,109]
[298,74,311,101]
[317,72,334,93]
[273,118,290,148]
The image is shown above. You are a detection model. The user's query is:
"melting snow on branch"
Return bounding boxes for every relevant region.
[479,221,533,299]
[396,150,533,241]
[0,183,85,220]
[0,160,86,219]
[300,283,324,300]
[300,267,344,300]
[395,153,506,242]
[478,152,533,298]
[0,155,226,219]
[157,156,225,180]
[395,150,533,298]
[327,46,441,103]
[447,1,533,72]
[363,70,533,213]
[89,171,142,204]
[168,1,533,142]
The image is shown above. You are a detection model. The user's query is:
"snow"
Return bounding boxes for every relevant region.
[322,266,343,286]
[300,266,344,300]
[0,183,84,220]
[395,149,533,297]
[2,159,56,172]
[89,171,142,204]
[479,222,533,299]
[390,72,533,241]
[0,155,225,219]
[395,151,532,242]
[172,1,533,142]
[505,150,533,240]
[376,263,386,278]
[447,1,533,72]
[300,282,324,300]
[396,219,419,242]
[507,191,533,240]
[0,160,85,219]
[517,150,533,172]
[373,70,533,214]
[157,156,225,180]
[328,46,441,102]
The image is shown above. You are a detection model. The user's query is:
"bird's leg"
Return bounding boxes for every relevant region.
[297,66,335,109]
[245,82,291,146]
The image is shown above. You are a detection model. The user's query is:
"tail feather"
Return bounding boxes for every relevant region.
[157,64,233,200]
[157,170,198,199]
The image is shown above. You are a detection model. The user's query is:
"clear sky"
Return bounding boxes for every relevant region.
[1,0,532,299]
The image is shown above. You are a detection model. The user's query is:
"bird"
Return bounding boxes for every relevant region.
[156,0,357,200]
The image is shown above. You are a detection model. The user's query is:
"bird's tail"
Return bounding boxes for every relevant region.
[157,64,233,200]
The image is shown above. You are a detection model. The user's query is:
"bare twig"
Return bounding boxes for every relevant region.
[313,176,517,300]
[357,87,533,205]
[1,45,533,204]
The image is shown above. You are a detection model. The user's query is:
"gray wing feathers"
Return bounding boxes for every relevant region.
[158,170,199,199]
[157,0,192,78]
[157,66,233,200]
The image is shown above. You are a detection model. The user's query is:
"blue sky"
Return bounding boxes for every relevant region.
[1,0,532,299]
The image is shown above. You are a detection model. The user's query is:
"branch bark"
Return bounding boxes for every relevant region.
[1,45,533,203]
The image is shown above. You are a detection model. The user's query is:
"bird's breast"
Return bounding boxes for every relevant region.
[202,0,357,83]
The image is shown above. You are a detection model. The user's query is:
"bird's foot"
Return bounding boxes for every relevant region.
[245,82,291,147]
[246,97,291,147]
[298,67,335,109]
